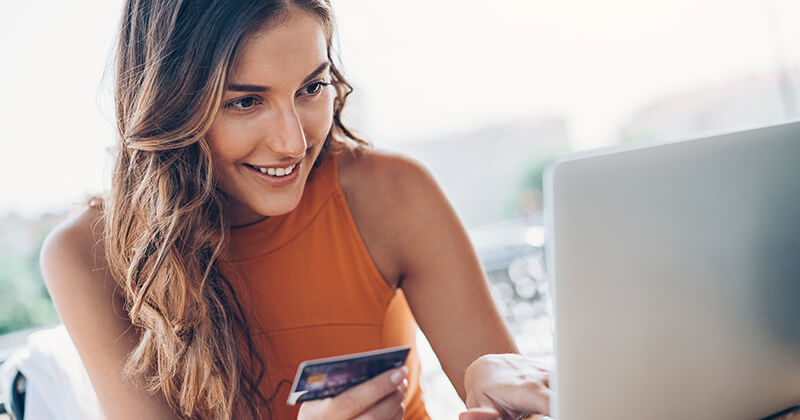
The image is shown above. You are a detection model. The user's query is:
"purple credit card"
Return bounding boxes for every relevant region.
[762,404,800,420]
[287,346,410,405]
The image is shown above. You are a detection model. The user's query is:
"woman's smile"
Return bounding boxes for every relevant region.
[242,154,305,187]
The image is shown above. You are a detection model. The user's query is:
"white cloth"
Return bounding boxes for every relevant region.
[0,325,102,420]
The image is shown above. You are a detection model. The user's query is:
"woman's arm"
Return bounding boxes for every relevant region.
[393,158,520,399]
[349,151,555,419]
[40,208,181,420]
[340,149,519,399]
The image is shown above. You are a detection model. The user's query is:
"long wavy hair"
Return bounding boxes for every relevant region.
[103,1,366,418]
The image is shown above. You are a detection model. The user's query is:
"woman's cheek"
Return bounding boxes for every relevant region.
[208,117,261,161]
[309,99,335,143]
[297,91,333,142]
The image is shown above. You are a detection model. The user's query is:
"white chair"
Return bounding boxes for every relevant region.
[0,325,102,420]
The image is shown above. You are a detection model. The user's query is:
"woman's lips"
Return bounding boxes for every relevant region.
[245,159,302,188]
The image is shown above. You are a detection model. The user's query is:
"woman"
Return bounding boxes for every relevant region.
[40,1,550,419]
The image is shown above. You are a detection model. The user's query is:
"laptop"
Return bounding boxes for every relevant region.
[544,121,800,420]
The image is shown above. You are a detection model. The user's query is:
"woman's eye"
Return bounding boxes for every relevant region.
[225,96,261,111]
[301,81,330,97]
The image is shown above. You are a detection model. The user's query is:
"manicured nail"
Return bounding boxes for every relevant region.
[396,378,408,393]
[390,367,406,385]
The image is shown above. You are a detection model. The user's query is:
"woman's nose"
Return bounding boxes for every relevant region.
[265,103,307,157]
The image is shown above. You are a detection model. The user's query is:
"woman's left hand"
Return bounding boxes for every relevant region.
[459,354,552,420]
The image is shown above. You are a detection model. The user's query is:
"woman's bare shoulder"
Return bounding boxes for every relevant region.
[40,205,106,280]
[337,146,437,202]
[336,146,453,282]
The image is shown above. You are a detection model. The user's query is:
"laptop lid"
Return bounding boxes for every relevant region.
[545,121,800,420]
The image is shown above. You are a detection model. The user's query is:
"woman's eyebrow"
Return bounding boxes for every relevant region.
[227,62,331,92]
[227,83,267,92]
[300,62,331,85]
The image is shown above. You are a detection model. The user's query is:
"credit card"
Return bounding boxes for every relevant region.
[762,404,800,419]
[287,346,410,405]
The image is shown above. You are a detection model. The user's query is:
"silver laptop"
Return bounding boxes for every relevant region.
[544,121,800,420]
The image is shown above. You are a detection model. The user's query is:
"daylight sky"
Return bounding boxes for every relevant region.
[1,0,798,216]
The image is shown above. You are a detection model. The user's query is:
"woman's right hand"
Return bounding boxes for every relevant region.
[460,354,552,420]
[297,366,409,420]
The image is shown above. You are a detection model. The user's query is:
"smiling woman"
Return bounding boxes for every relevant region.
[207,12,336,225]
[36,1,549,420]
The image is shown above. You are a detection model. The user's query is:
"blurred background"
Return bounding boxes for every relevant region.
[1,0,799,418]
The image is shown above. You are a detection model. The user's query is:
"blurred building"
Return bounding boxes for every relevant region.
[391,116,569,229]
[620,69,800,144]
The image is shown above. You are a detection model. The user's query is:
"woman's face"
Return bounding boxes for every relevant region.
[207,10,334,226]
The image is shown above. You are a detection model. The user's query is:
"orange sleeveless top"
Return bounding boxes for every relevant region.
[221,153,431,420]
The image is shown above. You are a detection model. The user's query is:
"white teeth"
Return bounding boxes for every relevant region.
[254,163,297,177]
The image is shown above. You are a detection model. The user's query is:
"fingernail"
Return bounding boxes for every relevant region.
[390,367,406,385]
[396,378,408,393]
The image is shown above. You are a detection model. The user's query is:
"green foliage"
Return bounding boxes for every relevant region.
[503,154,557,218]
[522,156,555,194]
[0,231,59,335]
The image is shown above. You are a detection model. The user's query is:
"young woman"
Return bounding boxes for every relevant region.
[40,1,550,419]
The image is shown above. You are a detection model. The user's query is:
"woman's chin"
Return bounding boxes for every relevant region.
[227,196,302,227]
[261,190,307,214]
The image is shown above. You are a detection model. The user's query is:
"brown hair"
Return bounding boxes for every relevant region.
[104,1,366,418]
